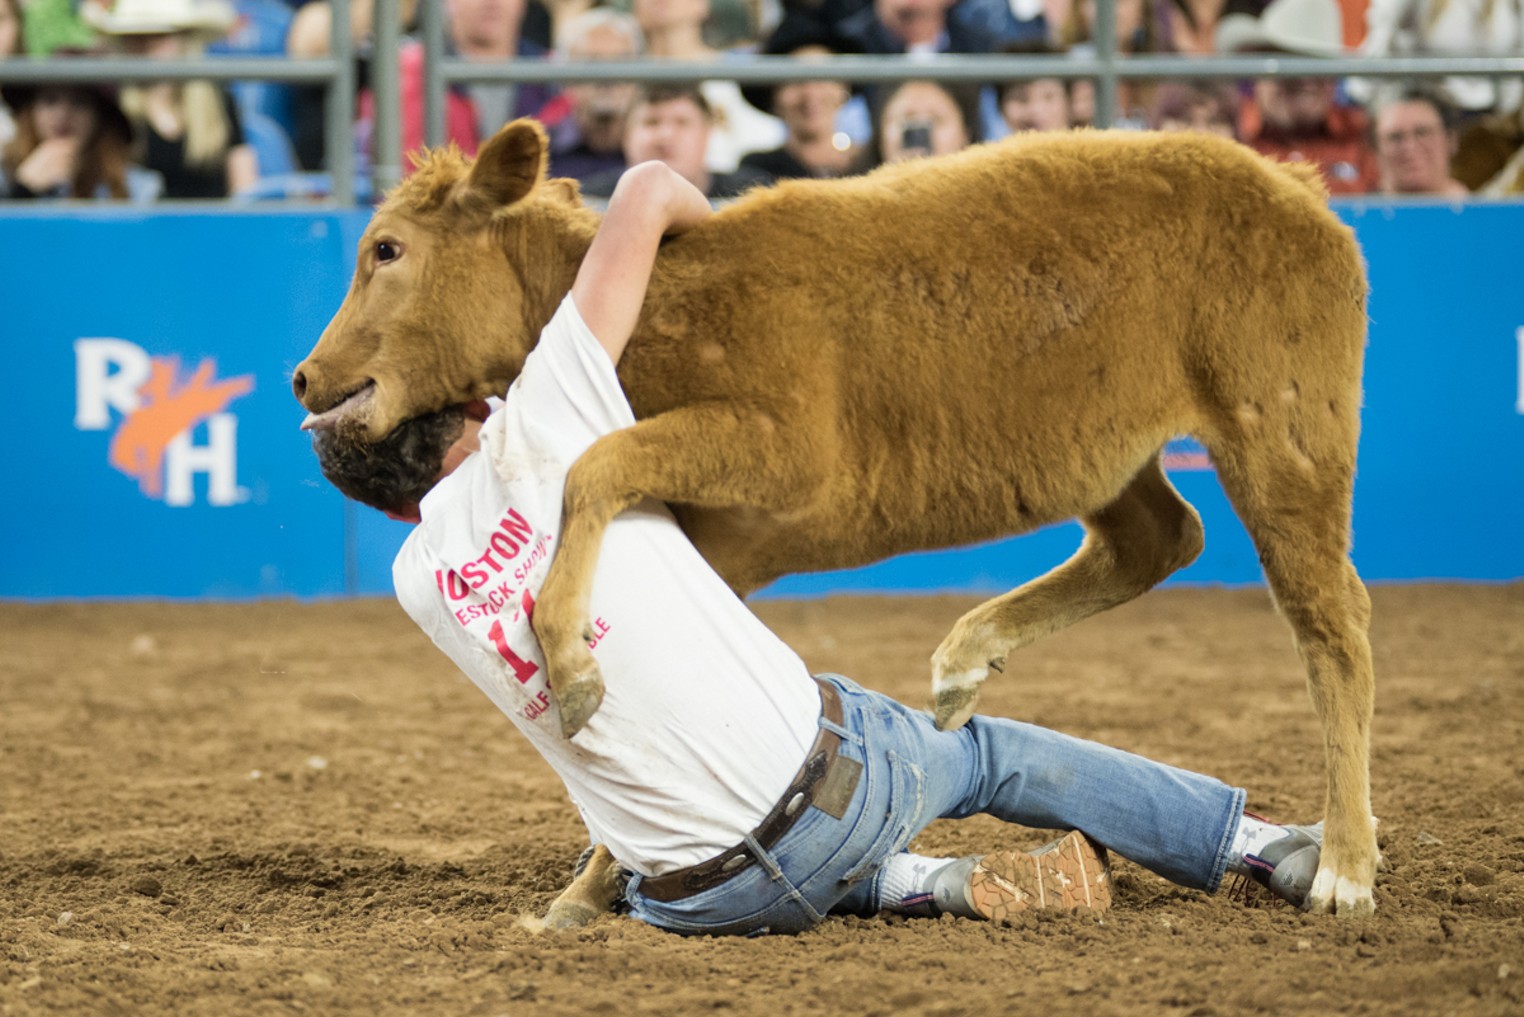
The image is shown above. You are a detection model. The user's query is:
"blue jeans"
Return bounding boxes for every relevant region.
[625,675,1245,936]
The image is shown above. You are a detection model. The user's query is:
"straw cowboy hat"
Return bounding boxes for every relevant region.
[81,0,236,39]
[1215,0,1346,56]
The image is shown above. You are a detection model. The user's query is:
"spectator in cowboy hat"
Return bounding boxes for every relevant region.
[1,69,163,200]
[83,0,258,198]
[737,24,865,181]
[1217,0,1379,194]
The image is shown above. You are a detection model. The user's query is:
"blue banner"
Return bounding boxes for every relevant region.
[1,200,1520,600]
[1,208,370,598]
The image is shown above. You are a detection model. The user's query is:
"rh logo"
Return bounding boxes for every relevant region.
[75,338,256,507]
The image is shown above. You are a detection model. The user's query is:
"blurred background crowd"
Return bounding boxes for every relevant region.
[1,0,1521,202]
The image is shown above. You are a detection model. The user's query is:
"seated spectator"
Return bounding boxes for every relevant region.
[1,77,162,200]
[998,43,1073,133]
[1356,0,1522,117]
[870,78,979,166]
[632,0,784,171]
[580,85,772,200]
[0,0,23,147]
[1059,0,1172,126]
[1217,0,1377,194]
[545,7,642,183]
[1371,85,1469,196]
[738,25,863,180]
[1148,80,1239,137]
[443,0,557,144]
[85,0,258,198]
[806,0,1016,53]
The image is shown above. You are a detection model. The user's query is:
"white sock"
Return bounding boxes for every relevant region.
[876,851,957,912]
[1227,813,1287,874]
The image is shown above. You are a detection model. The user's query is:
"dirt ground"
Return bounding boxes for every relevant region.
[1,584,1521,1017]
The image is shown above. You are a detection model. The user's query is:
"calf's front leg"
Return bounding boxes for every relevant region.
[532,405,820,737]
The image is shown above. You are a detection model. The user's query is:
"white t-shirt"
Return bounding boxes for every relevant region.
[393,297,820,876]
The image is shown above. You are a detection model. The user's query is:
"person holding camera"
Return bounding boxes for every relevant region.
[872,78,980,166]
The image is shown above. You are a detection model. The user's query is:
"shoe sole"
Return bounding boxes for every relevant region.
[967,830,1113,922]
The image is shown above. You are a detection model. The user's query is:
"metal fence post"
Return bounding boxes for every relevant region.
[423,0,446,149]
[1093,0,1119,128]
[325,0,356,205]
[372,0,403,195]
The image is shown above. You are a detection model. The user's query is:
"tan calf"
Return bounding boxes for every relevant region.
[294,121,1378,917]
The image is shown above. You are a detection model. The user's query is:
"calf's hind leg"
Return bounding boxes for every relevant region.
[932,455,1204,730]
[1210,432,1377,915]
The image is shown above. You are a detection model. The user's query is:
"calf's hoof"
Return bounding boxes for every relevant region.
[555,669,606,738]
[1306,866,1376,916]
[543,899,602,929]
[932,669,985,731]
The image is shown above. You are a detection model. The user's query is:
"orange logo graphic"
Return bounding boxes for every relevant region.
[108,356,255,499]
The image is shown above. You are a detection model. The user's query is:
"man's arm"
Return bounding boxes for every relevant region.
[570,161,712,367]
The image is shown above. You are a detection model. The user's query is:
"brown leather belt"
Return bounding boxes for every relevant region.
[638,677,859,903]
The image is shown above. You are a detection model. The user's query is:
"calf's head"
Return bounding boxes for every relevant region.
[293,120,598,442]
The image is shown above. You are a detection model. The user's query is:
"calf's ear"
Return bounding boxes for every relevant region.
[461,119,547,211]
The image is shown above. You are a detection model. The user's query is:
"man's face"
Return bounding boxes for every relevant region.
[1375,100,1453,194]
[875,0,955,47]
[567,25,638,134]
[772,46,849,140]
[631,0,709,34]
[880,81,968,163]
[624,96,710,186]
[1001,79,1070,132]
[446,0,526,50]
[1254,77,1337,132]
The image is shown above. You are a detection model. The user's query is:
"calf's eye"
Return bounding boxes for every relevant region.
[376,241,399,263]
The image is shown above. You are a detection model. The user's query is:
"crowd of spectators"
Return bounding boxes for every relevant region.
[1,0,1521,201]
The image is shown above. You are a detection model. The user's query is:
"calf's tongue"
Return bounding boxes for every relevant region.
[300,383,376,431]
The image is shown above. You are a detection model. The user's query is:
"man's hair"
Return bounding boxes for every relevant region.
[1376,83,1460,135]
[996,41,1072,105]
[632,84,712,120]
[312,407,466,515]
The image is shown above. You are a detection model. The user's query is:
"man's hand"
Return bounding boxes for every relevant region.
[15,138,81,193]
[571,161,713,366]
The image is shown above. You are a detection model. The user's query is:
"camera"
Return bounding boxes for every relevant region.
[900,119,933,153]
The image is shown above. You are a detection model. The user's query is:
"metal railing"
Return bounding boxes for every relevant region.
[0,0,358,203]
[3,0,1523,204]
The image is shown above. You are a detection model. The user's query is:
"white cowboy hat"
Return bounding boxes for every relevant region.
[81,0,237,38]
[1215,0,1346,57]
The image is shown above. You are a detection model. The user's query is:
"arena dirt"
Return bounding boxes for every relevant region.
[2,584,1521,1016]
